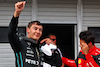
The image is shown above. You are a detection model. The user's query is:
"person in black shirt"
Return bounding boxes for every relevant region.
[41,33,64,67]
[8,1,62,67]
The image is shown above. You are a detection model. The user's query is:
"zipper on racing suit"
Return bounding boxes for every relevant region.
[36,47,41,67]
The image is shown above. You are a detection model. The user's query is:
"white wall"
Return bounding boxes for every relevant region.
[83,0,100,30]
[0,43,15,67]
[0,0,32,26]
[83,0,100,47]
[37,0,77,24]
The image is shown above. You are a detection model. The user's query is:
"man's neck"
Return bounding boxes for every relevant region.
[89,45,94,49]
[27,36,38,43]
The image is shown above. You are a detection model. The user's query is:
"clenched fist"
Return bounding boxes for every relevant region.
[14,1,26,17]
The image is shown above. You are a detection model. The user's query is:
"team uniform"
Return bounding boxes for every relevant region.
[8,16,62,67]
[41,44,62,67]
[62,45,100,67]
[8,16,44,67]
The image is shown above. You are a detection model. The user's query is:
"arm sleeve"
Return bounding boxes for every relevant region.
[62,57,77,67]
[82,53,100,67]
[43,49,62,67]
[52,49,62,67]
[78,51,100,67]
[8,16,21,52]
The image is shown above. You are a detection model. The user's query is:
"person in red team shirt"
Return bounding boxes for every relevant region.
[62,30,100,67]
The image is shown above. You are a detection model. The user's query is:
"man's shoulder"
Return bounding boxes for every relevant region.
[95,47,100,54]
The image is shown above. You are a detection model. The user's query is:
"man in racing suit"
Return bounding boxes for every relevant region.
[8,1,62,67]
[62,31,100,67]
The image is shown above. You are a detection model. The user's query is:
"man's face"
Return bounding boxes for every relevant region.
[27,23,43,41]
[50,35,57,44]
[80,39,87,49]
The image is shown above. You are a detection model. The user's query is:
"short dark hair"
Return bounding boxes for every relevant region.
[48,33,56,38]
[28,21,42,28]
[79,30,95,45]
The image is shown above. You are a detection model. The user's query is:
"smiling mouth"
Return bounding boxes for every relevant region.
[36,35,40,37]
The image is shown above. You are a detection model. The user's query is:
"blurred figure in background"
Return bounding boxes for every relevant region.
[48,33,65,67]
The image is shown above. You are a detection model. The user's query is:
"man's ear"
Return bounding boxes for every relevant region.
[88,42,92,46]
[26,28,29,33]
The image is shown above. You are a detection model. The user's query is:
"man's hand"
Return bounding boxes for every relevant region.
[40,38,56,45]
[14,1,26,17]
[80,43,89,55]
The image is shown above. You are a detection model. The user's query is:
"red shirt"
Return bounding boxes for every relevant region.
[62,45,100,67]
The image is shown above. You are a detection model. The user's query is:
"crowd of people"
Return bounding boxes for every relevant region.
[7,1,100,67]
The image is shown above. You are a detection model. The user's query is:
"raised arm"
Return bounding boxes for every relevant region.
[14,1,26,17]
[8,1,26,52]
